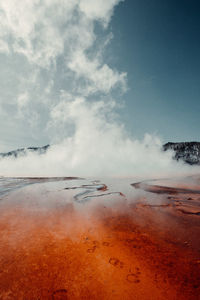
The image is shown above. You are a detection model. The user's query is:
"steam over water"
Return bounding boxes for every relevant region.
[0,176,200,299]
[0,3,200,299]
[0,134,198,177]
[0,0,200,300]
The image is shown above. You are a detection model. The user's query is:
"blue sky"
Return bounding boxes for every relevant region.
[109,0,200,142]
[0,0,200,153]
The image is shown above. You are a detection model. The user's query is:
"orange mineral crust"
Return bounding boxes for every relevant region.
[0,177,200,299]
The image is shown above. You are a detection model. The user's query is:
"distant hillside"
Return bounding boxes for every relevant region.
[1,142,200,165]
[0,145,49,158]
[163,142,200,165]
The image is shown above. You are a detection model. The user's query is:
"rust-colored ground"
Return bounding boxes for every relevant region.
[0,177,200,299]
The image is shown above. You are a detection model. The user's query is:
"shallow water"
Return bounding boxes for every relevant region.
[0,176,199,299]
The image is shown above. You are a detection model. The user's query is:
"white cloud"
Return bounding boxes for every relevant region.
[68,51,127,94]
[0,95,197,177]
[79,0,123,25]
[0,0,127,139]
[0,0,198,178]
[0,0,123,67]
[0,40,9,54]
[17,92,29,109]
[0,0,78,67]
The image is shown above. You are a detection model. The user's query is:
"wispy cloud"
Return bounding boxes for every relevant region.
[0,0,197,177]
[0,0,126,144]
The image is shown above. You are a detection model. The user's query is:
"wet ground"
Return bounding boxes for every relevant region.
[0,175,200,299]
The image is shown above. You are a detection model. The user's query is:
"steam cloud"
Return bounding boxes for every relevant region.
[0,0,198,177]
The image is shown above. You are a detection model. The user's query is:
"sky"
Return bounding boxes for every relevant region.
[0,0,200,153]
[110,0,200,142]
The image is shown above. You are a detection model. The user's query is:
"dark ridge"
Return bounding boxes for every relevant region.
[163,142,200,165]
[1,142,200,166]
[0,145,50,158]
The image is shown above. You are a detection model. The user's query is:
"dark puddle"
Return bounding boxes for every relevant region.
[132,182,200,195]
[64,182,126,203]
[131,179,200,216]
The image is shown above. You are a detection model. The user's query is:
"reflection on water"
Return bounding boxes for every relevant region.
[0,176,128,203]
[0,177,34,197]
[0,176,81,197]
[132,177,200,216]
[65,182,126,203]
[0,176,199,299]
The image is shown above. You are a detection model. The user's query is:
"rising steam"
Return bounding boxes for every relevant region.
[0,0,198,177]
